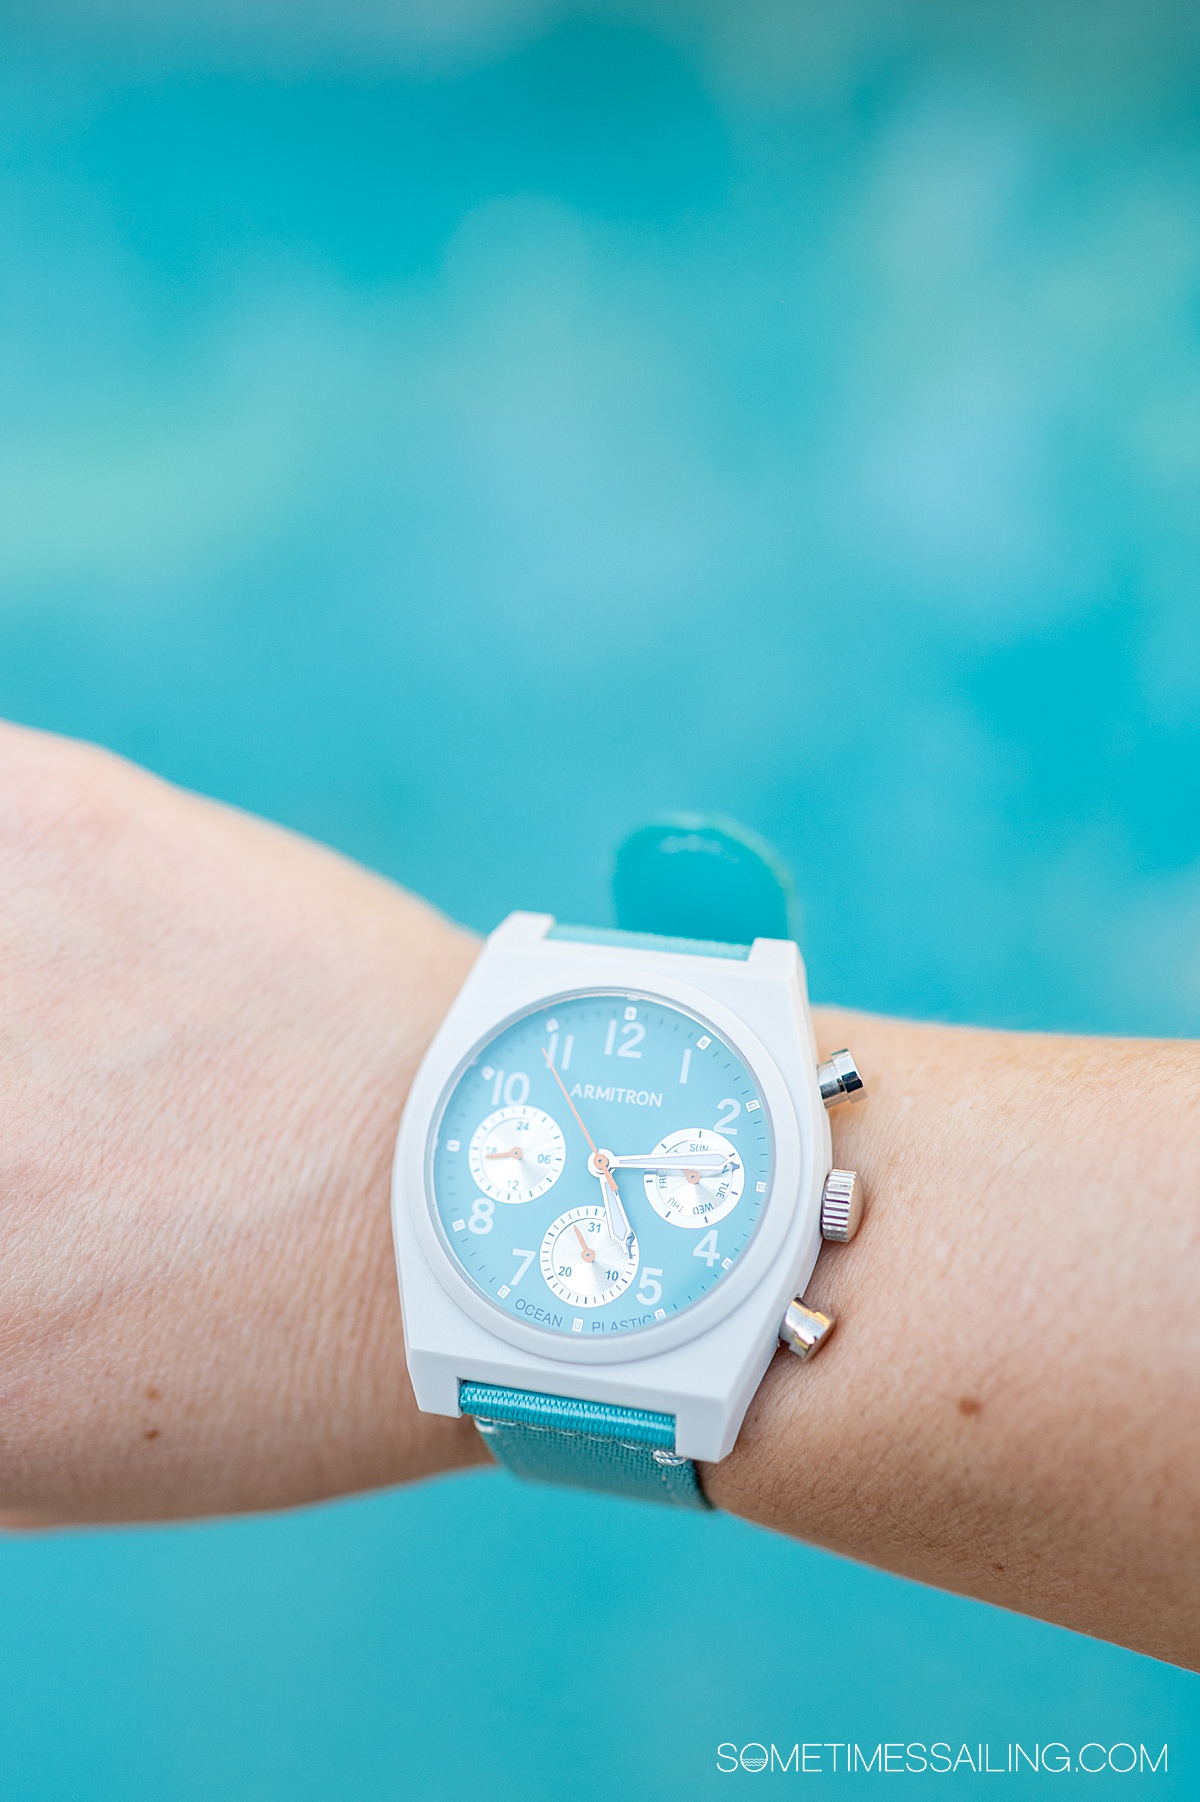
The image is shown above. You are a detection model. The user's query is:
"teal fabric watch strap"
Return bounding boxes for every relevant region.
[466,815,796,1510]
[611,815,799,945]
[460,1382,709,1508]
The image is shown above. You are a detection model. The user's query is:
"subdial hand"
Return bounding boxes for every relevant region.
[484,1147,524,1160]
[540,1049,634,1253]
[572,1223,596,1264]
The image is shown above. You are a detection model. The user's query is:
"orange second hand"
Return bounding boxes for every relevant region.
[540,1046,618,1192]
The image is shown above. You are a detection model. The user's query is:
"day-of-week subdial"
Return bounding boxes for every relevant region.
[540,1206,639,1308]
[643,1129,743,1228]
[468,1105,566,1204]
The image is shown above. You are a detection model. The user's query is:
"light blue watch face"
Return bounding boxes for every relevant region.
[428,990,772,1341]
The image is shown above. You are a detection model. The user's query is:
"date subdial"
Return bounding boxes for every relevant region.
[468,1105,566,1204]
[643,1129,743,1228]
[540,1206,639,1308]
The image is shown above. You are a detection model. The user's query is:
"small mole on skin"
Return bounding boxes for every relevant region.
[991,1561,1005,1573]
[143,1428,160,1441]
[144,1386,162,1403]
[957,1396,983,1417]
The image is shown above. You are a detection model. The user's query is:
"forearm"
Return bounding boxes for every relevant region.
[6,727,1196,1674]
[0,723,487,1523]
[704,1008,1200,1670]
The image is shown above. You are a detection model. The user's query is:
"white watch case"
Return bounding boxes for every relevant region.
[391,912,831,1463]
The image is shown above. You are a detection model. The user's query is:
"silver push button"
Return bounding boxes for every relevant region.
[779,1298,836,1360]
[820,1168,864,1242]
[817,1048,865,1108]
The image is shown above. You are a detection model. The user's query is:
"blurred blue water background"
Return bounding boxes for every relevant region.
[1,3,1198,1796]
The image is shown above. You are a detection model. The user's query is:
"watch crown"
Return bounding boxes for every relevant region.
[820,1167,865,1242]
[817,1047,865,1108]
[780,1298,836,1360]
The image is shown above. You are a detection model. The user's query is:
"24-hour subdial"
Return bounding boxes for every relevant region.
[468,1105,566,1204]
[540,1206,638,1308]
[643,1129,743,1228]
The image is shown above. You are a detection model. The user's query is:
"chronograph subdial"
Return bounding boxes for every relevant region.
[468,1105,566,1204]
[643,1129,743,1228]
[540,1206,639,1308]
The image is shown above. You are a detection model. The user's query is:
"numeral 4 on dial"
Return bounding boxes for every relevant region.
[693,1231,720,1267]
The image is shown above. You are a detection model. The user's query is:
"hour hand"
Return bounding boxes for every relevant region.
[587,1150,634,1252]
[607,1151,733,1174]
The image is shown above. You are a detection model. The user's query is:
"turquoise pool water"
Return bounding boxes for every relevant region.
[0,5,1197,1795]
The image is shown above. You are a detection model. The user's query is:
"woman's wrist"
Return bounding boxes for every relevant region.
[704,1007,1200,1669]
[261,895,490,1513]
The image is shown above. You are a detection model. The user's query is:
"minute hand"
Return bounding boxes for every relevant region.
[540,1049,634,1252]
[607,1152,733,1173]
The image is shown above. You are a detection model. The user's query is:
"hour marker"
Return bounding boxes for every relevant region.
[722,1257,733,1270]
[561,1034,574,1070]
[624,1005,637,1021]
[654,1308,666,1320]
[756,1181,766,1193]
[572,1318,583,1333]
[498,1284,510,1298]
[482,1066,494,1081]
[746,1100,760,1112]
[546,1019,559,1033]
[452,1219,466,1232]
[697,1035,711,1050]
[446,1139,460,1153]
[678,1048,691,1085]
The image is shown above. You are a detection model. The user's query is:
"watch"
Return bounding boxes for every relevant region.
[391,815,866,1509]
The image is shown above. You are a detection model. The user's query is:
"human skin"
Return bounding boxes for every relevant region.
[0,722,1196,1672]
[704,1013,1200,1673]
